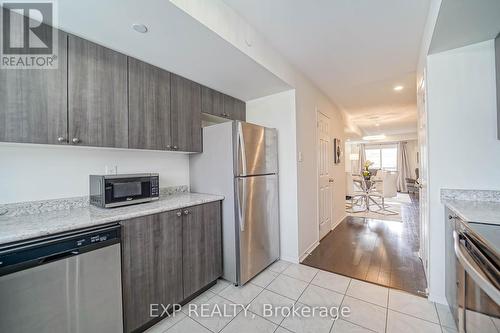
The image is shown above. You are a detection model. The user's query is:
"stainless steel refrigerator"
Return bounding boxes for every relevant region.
[190,121,280,285]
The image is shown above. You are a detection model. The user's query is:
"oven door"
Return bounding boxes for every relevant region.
[453,230,500,333]
[104,175,154,207]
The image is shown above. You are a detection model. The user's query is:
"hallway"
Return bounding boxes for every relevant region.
[302,194,427,296]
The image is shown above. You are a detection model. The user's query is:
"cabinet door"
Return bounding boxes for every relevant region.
[128,58,172,150]
[223,95,246,121]
[170,74,202,152]
[121,211,183,333]
[182,202,222,298]
[233,98,246,121]
[201,86,224,117]
[68,35,128,148]
[0,27,67,144]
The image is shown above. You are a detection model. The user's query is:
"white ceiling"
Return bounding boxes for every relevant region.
[430,0,500,54]
[223,0,430,137]
[50,0,290,101]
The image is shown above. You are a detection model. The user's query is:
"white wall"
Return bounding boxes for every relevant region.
[0,143,189,204]
[170,0,347,261]
[246,90,299,262]
[426,39,500,303]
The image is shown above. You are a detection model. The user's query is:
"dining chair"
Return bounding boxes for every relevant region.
[346,172,366,212]
[369,171,399,215]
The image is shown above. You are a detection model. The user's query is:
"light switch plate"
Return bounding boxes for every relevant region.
[298,152,303,162]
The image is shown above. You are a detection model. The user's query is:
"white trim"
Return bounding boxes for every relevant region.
[428,293,448,306]
[280,255,299,264]
[299,240,320,263]
[331,213,347,231]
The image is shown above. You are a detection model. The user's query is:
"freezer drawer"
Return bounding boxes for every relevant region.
[236,174,280,284]
[235,121,278,177]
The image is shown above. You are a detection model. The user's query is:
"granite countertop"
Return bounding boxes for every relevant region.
[0,192,224,246]
[444,200,500,226]
[441,189,500,226]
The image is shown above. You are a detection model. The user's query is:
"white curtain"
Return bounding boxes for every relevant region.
[357,144,366,174]
[397,142,411,192]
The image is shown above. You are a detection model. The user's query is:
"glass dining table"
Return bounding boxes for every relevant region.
[352,176,383,212]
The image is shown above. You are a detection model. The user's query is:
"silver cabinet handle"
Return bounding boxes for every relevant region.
[72,137,80,144]
[453,231,500,305]
[176,211,182,217]
[166,145,171,149]
[183,210,189,215]
[173,145,178,150]
[57,136,66,143]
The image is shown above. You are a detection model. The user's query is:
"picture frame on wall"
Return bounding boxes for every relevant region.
[334,138,342,164]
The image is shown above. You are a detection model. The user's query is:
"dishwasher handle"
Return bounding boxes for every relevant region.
[39,249,80,264]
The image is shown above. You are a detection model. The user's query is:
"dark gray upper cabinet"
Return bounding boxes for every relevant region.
[231,99,247,121]
[202,85,246,121]
[226,96,246,121]
[121,210,183,333]
[171,74,202,152]
[496,34,499,140]
[128,58,172,150]
[182,202,222,298]
[0,30,68,144]
[68,35,128,148]
[201,86,224,118]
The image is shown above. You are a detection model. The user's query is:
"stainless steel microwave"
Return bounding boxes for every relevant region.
[89,173,159,208]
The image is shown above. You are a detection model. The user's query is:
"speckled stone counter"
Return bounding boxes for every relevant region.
[0,191,224,246]
[441,189,500,226]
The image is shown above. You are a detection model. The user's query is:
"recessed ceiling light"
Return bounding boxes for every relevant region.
[393,85,404,91]
[132,24,148,33]
[363,134,386,141]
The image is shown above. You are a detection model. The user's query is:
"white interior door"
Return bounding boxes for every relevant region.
[417,70,430,286]
[318,111,332,239]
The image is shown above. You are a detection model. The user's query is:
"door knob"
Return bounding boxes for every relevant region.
[166,145,171,149]
[183,210,189,215]
[72,137,80,144]
[173,145,178,150]
[57,136,66,143]
[176,211,182,217]
[329,178,334,183]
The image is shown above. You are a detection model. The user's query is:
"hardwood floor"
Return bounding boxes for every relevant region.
[302,194,428,297]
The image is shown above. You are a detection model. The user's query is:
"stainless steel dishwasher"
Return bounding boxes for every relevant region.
[0,224,123,333]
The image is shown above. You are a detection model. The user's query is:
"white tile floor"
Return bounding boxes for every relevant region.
[146,261,459,333]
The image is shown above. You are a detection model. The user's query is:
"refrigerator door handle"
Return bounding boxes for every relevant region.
[237,178,246,232]
[237,122,247,176]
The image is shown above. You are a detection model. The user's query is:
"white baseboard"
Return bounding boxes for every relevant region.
[298,241,320,263]
[428,292,448,305]
[280,255,299,264]
[331,213,347,231]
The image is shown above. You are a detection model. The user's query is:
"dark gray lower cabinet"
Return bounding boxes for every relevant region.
[68,35,128,148]
[182,202,223,298]
[121,201,222,332]
[0,29,67,144]
[171,74,202,152]
[121,211,183,333]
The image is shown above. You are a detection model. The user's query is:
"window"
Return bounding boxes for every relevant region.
[365,145,398,171]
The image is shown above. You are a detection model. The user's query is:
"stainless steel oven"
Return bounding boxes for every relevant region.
[453,219,500,332]
[90,173,159,208]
